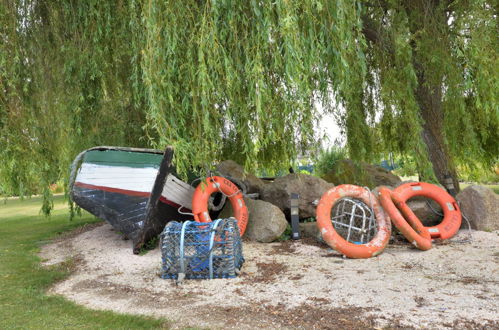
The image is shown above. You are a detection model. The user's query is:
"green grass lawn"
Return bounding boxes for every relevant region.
[0,196,167,329]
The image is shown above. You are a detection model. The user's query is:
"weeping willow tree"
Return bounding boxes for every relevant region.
[1,0,497,212]
[0,1,149,213]
[362,0,498,191]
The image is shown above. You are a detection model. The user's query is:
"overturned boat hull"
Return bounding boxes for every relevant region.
[69,146,194,252]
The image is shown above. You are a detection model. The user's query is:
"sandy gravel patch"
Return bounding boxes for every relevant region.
[40,224,499,329]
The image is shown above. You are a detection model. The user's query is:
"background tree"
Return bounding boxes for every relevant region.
[1,0,497,212]
[362,0,498,192]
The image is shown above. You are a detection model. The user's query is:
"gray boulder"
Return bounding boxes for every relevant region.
[260,173,334,220]
[216,160,266,194]
[219,197,287,243]
[405,199,442,227]
[457,185,499,231]
[321,159,401,189]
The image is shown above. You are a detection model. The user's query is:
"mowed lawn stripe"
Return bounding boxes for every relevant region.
[0,196,168,329]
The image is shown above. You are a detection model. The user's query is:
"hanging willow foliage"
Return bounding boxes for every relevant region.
[1,1,151,212]
[1,0,497,213]
[363,0,498,187]
[140,0,369,175]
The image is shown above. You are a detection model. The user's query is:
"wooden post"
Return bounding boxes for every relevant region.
[290,193,300,240]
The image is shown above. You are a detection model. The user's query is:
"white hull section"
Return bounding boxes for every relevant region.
[76,163,158,193]
[76,163,195,209]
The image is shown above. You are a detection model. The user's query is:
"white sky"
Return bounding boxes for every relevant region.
[318,112,343,148]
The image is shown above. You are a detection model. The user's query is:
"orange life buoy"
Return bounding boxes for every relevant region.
[192,176,248,236]
[378,187,432,251]
[391,182,461,240]
[316,184,391,258]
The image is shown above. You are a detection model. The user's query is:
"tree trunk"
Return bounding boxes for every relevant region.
[362,2,461,195]
[413,65,460,195]
[407,1,460,195]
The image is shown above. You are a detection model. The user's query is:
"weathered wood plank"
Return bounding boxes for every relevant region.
[133,146,175,254]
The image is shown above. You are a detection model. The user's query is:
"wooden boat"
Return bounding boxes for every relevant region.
[69,146,196,253]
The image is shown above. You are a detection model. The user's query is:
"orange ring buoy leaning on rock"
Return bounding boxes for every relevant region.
[316,184,392,259]
[391,182,461,240]
[192,176,248,236]
[378,187,432,251]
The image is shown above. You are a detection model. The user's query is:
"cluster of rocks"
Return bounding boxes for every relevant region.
[320,159,402,189]
[216,159,498,243]
[217,160,334,242]
[216,160,265,195]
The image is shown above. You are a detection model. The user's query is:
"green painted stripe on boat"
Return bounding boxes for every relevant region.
[83,149,163,168]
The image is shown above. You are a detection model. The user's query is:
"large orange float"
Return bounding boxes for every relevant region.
[192,176,248,235]
[316,184,391,258]
[378,187,432,250]
[391,182,461,240]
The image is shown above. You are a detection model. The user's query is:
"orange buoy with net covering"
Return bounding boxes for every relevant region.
[316,184,391,259]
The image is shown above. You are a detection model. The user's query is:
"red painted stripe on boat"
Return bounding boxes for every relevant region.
[74,182,151,197]
[74,181,192,211]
